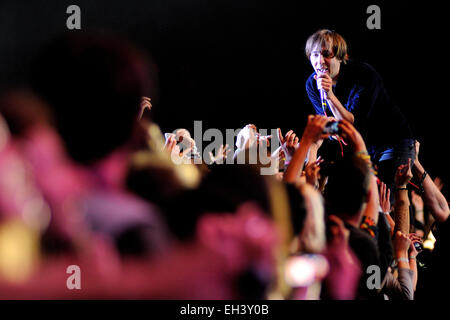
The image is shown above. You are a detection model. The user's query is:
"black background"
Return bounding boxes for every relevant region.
[1,0,448,191]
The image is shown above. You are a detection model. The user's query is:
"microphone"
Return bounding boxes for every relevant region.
[319,88,327,116]
[316,71,328,116]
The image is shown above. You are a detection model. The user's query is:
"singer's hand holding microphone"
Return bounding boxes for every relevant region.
[314,72,334,100]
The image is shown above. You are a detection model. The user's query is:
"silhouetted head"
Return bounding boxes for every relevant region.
[31,32,155,164]
[322,155,371,220]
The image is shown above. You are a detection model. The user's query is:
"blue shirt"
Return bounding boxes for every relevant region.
[306,60,413,148]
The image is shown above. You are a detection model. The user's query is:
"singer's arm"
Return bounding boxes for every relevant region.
[316,73,355,123]
[326,93,355,124]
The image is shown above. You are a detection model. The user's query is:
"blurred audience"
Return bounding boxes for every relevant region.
[0,31,448,300]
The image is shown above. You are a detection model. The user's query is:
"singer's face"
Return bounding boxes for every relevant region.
[310,43,341,82]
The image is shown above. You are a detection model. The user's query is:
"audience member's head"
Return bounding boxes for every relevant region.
[285,182,326,254]
[164,164,272,242]
[322,155,371,221]
[30,32,154,164]
[297,183,326,253]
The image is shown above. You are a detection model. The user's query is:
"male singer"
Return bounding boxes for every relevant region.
[304,29,415,190]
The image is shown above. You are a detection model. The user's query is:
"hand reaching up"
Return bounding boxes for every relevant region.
[395,158,413,188]
[378,182,391,214]
[277,128,300,162]
[337,119,367,152]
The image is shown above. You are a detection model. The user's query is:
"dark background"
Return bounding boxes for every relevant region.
[0,0,448,191]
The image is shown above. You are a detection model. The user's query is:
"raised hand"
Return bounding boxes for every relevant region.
[139,96,152,119]
[301,115,330,144]
[337,119,366,152]
[434,177,444,191]
[277,128,300,162]
[393,231,411,255]
[410,190,424,211]
[408,233,423,258]
[163,133,178,155]
[236,124,258,150]
[304,161,321,189]
[414,140,420,167]
[378,182,391,214]
[209,144,231,164]
[395,158,413,188]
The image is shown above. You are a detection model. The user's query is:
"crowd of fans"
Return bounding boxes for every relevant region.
[0,32,448,299]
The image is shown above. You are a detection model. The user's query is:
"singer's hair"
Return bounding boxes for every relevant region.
[305,29,349,63]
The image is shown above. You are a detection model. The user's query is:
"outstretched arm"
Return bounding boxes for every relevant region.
[413,141,449,223]
[393,159,413,234]
[338,120,379,228]
[283,115,329,183]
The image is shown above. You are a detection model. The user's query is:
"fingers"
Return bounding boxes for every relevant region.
[264,135,271,147]
[379,182,385,206]
[303,115,330,142]
[280,129,300,149]
[313,115,329,130]
[386,188,390,204]
[337,119,352,134]
[180,145,193,158]
[141,96,152,109]
[164,135,177,152]
[286,131,296,146]
[395,231,412,249]
[222,144,231,158]
[316,74,332,92]
[396,163,407,176]
[337,119,357,134]
[307,114,327,124]
[434,177,444,191]
[398,158,413,181]
[208,151,215,162]
[277,128,284,144]
[379,181,384,198]
[409,233,423,242]
[378,182,391,213]
[317,72,332,80]
[414,140,420,155]
[314,157,324,166]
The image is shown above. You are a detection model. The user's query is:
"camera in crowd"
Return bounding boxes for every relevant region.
[323,120,341,135]
[414,241,424,253]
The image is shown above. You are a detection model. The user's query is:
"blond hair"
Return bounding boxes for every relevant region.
[305,29,349,63]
